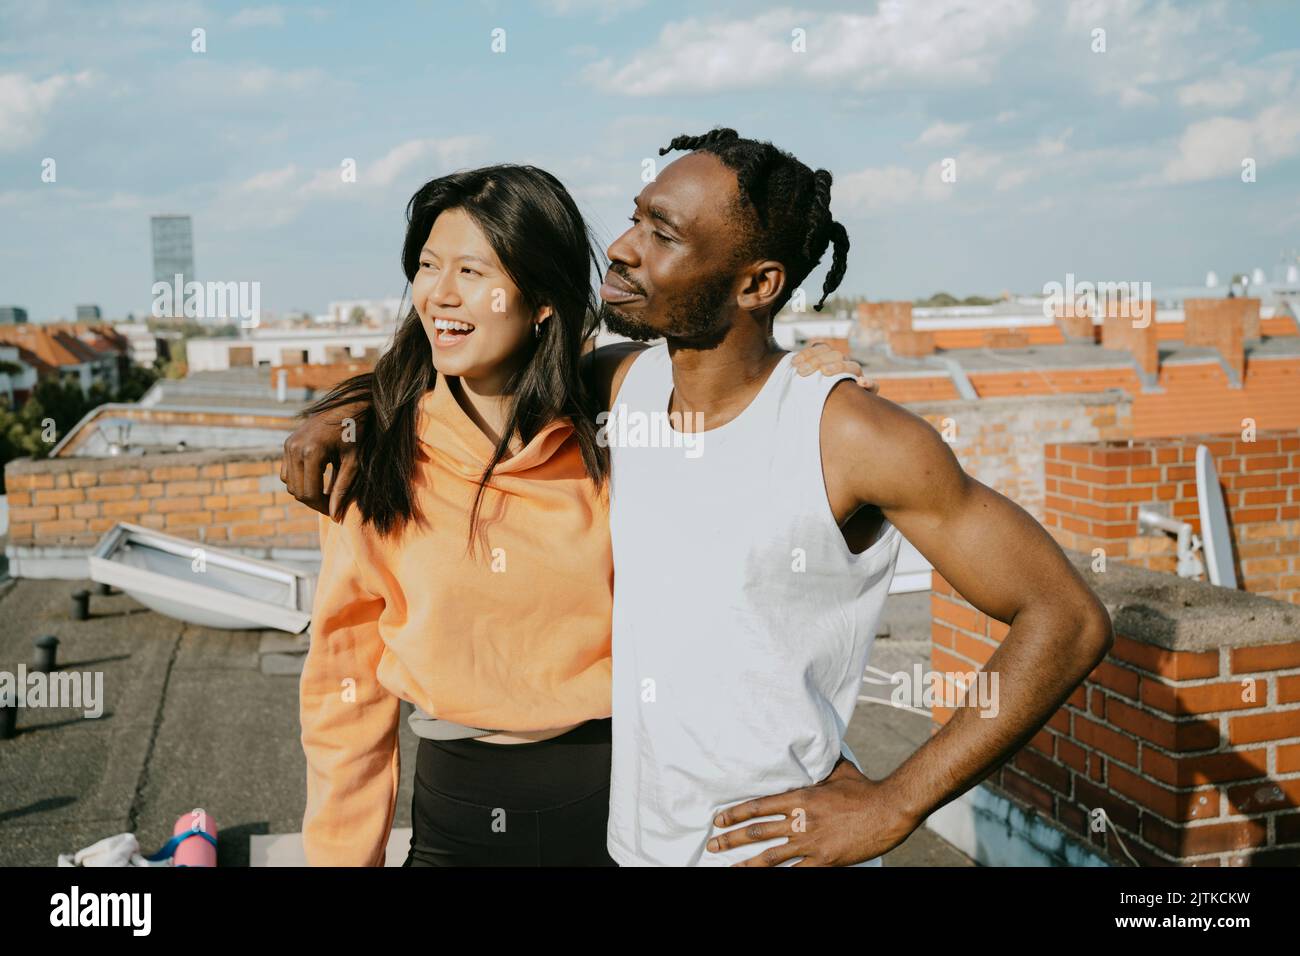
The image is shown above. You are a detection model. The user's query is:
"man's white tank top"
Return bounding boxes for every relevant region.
[605,343,902,866]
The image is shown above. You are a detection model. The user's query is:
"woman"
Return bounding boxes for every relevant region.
[291,164,866,867]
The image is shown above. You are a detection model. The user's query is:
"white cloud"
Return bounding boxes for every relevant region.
[1177,75,1249,110]
[368,140,441,188]
[914,121,970,147]
[1162,102,1300,184]
[0,186,145,211]
[834,150,1003,210]
[0,70,95,151]
[230,6,286,28]
[1177,52,1300,110]
[299,136,487,195]
[1119,87,1159,109]
[1034,128,1073,157]
[837,142,1066,209]
[1065,0,1250,110]
[580,0,1037,96]
[996,168,1032,191]
[213,137,491,230]
[927,149,1001,199]
[834,165,920,212]
[87,191,147,211]
[233,66,323,95]
[570,182,621,201]
[539,0,647,22]
[237,164,300,192]
[0,190,34,208]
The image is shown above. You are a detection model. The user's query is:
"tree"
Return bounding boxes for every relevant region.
[0,366,162,491]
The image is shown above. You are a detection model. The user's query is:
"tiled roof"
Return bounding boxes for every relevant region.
[0,326,78,367]
[866,338,1300,437]
[0,342,58,375]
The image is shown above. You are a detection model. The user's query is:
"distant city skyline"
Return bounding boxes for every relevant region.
[2,0,1298,323]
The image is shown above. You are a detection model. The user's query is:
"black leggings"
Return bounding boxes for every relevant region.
[402,717,616,867]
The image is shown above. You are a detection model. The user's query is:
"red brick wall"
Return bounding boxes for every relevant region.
[1042,432,1300,606]
[911,392,1132,520]
[5,450,316,549]
[274,361,374,391]
[931,569,1300,866]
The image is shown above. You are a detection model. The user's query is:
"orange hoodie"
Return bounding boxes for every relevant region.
[299,374,614,866]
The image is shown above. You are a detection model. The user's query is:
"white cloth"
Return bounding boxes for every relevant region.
[606,345,901,866]
[57,832,167,867]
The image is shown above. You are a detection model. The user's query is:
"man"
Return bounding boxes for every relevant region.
[284,128,1113,866]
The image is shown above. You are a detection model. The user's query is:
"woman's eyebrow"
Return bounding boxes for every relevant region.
[420,247,493,266]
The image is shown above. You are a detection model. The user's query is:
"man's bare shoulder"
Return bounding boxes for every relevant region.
[821,378,940,455]
[820,379,964,509]
[581,341,651,410]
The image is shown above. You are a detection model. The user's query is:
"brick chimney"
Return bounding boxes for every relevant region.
[1055,304,1097,343]
[857,301,914,334]
[856,301,916,354]
[1183,299,1246,384]
[1100,300,1159,378]
[1232,297,1262,340]
[888,329,936,358]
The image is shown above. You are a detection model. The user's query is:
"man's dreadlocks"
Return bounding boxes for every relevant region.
[658,127,849,314]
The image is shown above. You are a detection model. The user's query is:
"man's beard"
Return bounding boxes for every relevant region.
[599,272,734,346]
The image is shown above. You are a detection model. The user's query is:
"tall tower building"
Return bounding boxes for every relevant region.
[151,215,195,317]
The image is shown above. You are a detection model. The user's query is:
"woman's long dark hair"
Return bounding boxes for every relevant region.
[300,164,610,556]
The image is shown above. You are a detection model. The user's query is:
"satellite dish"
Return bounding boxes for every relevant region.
[1196,444,1238,588]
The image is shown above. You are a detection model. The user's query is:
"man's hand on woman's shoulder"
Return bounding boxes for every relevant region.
[281,398,368,519]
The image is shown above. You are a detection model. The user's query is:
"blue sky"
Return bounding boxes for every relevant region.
[1,0,1298,322]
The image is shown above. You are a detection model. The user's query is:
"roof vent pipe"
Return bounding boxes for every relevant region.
[1138,507,1206,580]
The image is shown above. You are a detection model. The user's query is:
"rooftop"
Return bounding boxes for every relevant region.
[0,573,968,867]
[851,336,1300,376]
[50,366,312,458]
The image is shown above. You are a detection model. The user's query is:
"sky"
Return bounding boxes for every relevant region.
[1,0,1298,322]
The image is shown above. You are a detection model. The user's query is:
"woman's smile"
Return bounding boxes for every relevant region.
[432,316,476,348]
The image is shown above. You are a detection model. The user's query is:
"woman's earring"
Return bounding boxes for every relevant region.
[533,322,541,339]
